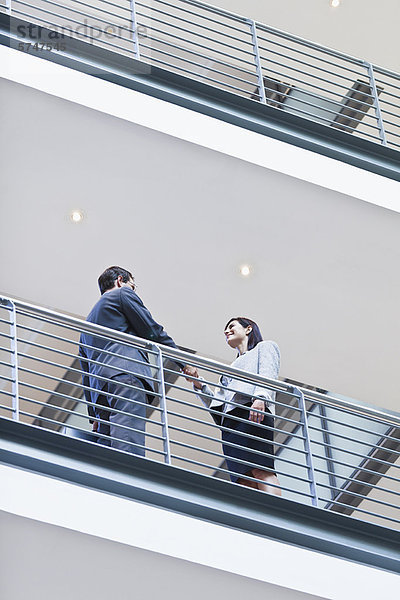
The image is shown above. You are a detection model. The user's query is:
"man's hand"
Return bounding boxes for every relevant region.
[249,399,265,423]
[183,365,201,387]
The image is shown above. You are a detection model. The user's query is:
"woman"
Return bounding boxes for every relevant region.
[193,317,281,495]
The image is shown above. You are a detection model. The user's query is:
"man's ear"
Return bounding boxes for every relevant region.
[116,275,124,288]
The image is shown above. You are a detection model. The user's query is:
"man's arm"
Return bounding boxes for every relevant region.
[120,288,196,376]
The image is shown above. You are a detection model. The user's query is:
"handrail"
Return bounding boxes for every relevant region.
[0,294,399,530]
[2,296,399,427]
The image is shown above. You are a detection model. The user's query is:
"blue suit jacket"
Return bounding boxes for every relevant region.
[79,287,182,419]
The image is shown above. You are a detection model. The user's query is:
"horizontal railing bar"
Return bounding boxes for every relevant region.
[306,398,400,432]
[307,421,400,454]
[261,82,376,129]
[256,44,363,86]
[164,383,302,425]
[318,495,400,525]
[261,79,376,127]
[16,322,158,359]
[162,359,298,410]
[16,0,132,34]
[166,396,306,442]
[135,10,256,61]
[387,139,400,149]
[315,479,400,511]
[0,359,14,369]
[376,89,400,106]
[256,22,365,66]
[16,338,156,377]
[56,390,164,424]
[65,0,132,21]
[310,448,400,480]
[15,368,164,408]
[139,50,255,96]
[381,115,400,130]
[18,350,161,388]
[255,31,366,77]
[135,4,254,47]
[19,394,164,441]
[16,336,158,375]
[273,99,379,140]
[15,378,163,425]
[165,391,305,437]
[140,21,257,73]
[13,304,158,353]
[14,0,130,13]
[17,409,162,456]
[313,465,400,499]
[170,0,249,24]
[259,62,375,109]
[309,435,400,469]
[27,396,164,440]
[138,39,258,89]
[377,105,400,121]
[166,415,310,467]
[259,50,366,92]
[170,452,312,499]
[380,128,400,140]
[301,389,400,427]
[11,8,136,55]
[0,332,13,341]
[169,436,309,486]
[140,32,257,86]
[311,450,400,485]
[307,412,400,446]
[374,76,400,92]
[137,0,250,34]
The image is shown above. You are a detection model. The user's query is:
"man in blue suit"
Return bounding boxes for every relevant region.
[79,266,197,455]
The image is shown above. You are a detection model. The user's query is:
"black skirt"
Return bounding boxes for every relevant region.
[221,403,275,483]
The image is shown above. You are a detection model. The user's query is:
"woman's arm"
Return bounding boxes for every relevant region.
[249,341,281,422]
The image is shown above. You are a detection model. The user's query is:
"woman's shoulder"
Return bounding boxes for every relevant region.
[257,340,280,357]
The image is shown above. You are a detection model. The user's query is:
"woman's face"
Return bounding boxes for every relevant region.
[224,320,251,350]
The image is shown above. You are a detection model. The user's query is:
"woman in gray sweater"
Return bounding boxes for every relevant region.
[193,317,281,495]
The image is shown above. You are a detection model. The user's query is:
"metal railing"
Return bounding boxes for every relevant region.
[0,295,399,530]
[2,0,400,150]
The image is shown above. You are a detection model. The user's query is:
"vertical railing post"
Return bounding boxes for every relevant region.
[154,345,171,465]
[1,298,19,421]
[248,19,266,104]
[364,60,387,146]
[129,0,141,60]
[293,386,318,507]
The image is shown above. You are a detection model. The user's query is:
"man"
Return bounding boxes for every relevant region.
[79,266,197,455]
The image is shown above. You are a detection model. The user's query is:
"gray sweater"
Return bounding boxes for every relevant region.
[198,341,280,415]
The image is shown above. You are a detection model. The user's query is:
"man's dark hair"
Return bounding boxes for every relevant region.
[224,317,263,351]
[98,266,134,295]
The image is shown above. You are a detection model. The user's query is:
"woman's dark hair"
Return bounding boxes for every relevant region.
[225,317,263,351]
[98,266,135,295]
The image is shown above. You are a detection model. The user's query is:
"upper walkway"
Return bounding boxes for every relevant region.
[1,0,400,181]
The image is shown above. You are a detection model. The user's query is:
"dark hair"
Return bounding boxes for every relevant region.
[224,317,263,351]
[98,266,135,295]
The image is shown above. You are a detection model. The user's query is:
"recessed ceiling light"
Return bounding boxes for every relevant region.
[70,210,84,223]
[239,265,251,277]
[330,0,341,7]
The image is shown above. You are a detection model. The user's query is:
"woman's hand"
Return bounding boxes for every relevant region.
[249,399,265,423]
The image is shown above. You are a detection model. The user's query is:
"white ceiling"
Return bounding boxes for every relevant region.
[1,76,400,415]
[210,0,400,73]
[0,511,326,600]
